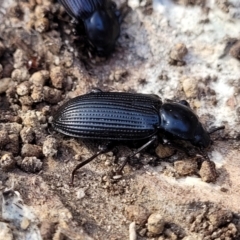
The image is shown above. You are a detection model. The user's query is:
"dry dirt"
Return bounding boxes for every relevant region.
[0,0,240,240]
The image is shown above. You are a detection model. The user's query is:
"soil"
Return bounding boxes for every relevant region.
[0,0,240,239]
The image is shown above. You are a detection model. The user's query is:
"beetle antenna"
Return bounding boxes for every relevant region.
[208,125,225,135]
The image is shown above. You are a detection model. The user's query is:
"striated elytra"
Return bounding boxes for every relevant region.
[52,89,224,184]
[59,0,120,55]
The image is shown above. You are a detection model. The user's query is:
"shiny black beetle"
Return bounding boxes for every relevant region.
[52,90,224,184]
[59,0,120,55]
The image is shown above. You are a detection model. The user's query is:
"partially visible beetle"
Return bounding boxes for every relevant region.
[52,90,225,184]
[59,0,120,56]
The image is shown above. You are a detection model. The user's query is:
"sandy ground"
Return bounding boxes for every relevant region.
[0,0,240,239]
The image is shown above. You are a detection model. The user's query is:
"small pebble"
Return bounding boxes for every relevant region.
[208,210,232,228]
[0,130,10,146]
[50,66,65,89]
[35,17,49,33]
[30,70,49,86]
[182,77,198,98]
[16,81,31,96]
[125,205,149,225]
[0,78,13,94]
[21,144,43,158]
[5,134,20,156]
[20,127,35,144]
[31,86,43,103]
[147,212,165,235]
[19,156,43,173]
[129,222,137,240]
[20,217,30,230]
[174,159,198,176]
[42,137,58,157]
[155,144,175,158]
[199,160,217,182]
[11,68,30,82]
[0,153,16,172]
[170,43,188,62]
[43,86,62,104]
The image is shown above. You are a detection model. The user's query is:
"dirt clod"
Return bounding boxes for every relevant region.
[34,17,49,33]
[0,130,10,146]
[16,81,31,96]
[199,160,217,183]
[169,43,188,65]
[208,209,233,228]
[174,159,198,176]
[20,127,35,144]
[19,156,42,173]
[147,212,165,235]
[125,205,149,225]
[0,153,16,172]
[21,144,43,158]
[155,144,175,158]
[30,70,50,87]
[43,86,62,104]
[11,68,30,83]
[5,134,20,156]
[182,77,198,98]
[0,78,14,94]
[42,136,58,157]
[50,66,65,89]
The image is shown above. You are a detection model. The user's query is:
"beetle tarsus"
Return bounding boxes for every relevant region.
[70,143,113,186]
[117,136,157,173]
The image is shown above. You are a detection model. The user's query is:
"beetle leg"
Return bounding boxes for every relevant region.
[208,125,225,135]
[89,88,103,93]
[117,135,158,173]
[70,142,113,186]
[178,100,190,108]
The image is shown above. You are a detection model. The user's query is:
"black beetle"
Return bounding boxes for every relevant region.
[59,0,120,56]
[52,90,224,184]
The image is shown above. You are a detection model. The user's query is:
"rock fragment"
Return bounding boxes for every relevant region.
[155,144,175,158]
[43,86,62,104]
[0,78,13,94]
[182,77,198,98]
[20,127,35,143]
[11,68,30,82]
[42,136,58,157]
[16,81,31,96]
[125,205,149,225]
[0,130,10,146]
[0,153,16,172]
[35,18,49,33]
[174,159,198,176]
[50,66,64,89]
[19,156,43,173]
[30,70,49,86]
[199,160,217,182]
[208,209,233,228]
[21,144,43,158]
[147,212,165,235]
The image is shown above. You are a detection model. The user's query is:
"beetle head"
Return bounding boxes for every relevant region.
[85,9,120,56]
[160,102,212,149]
